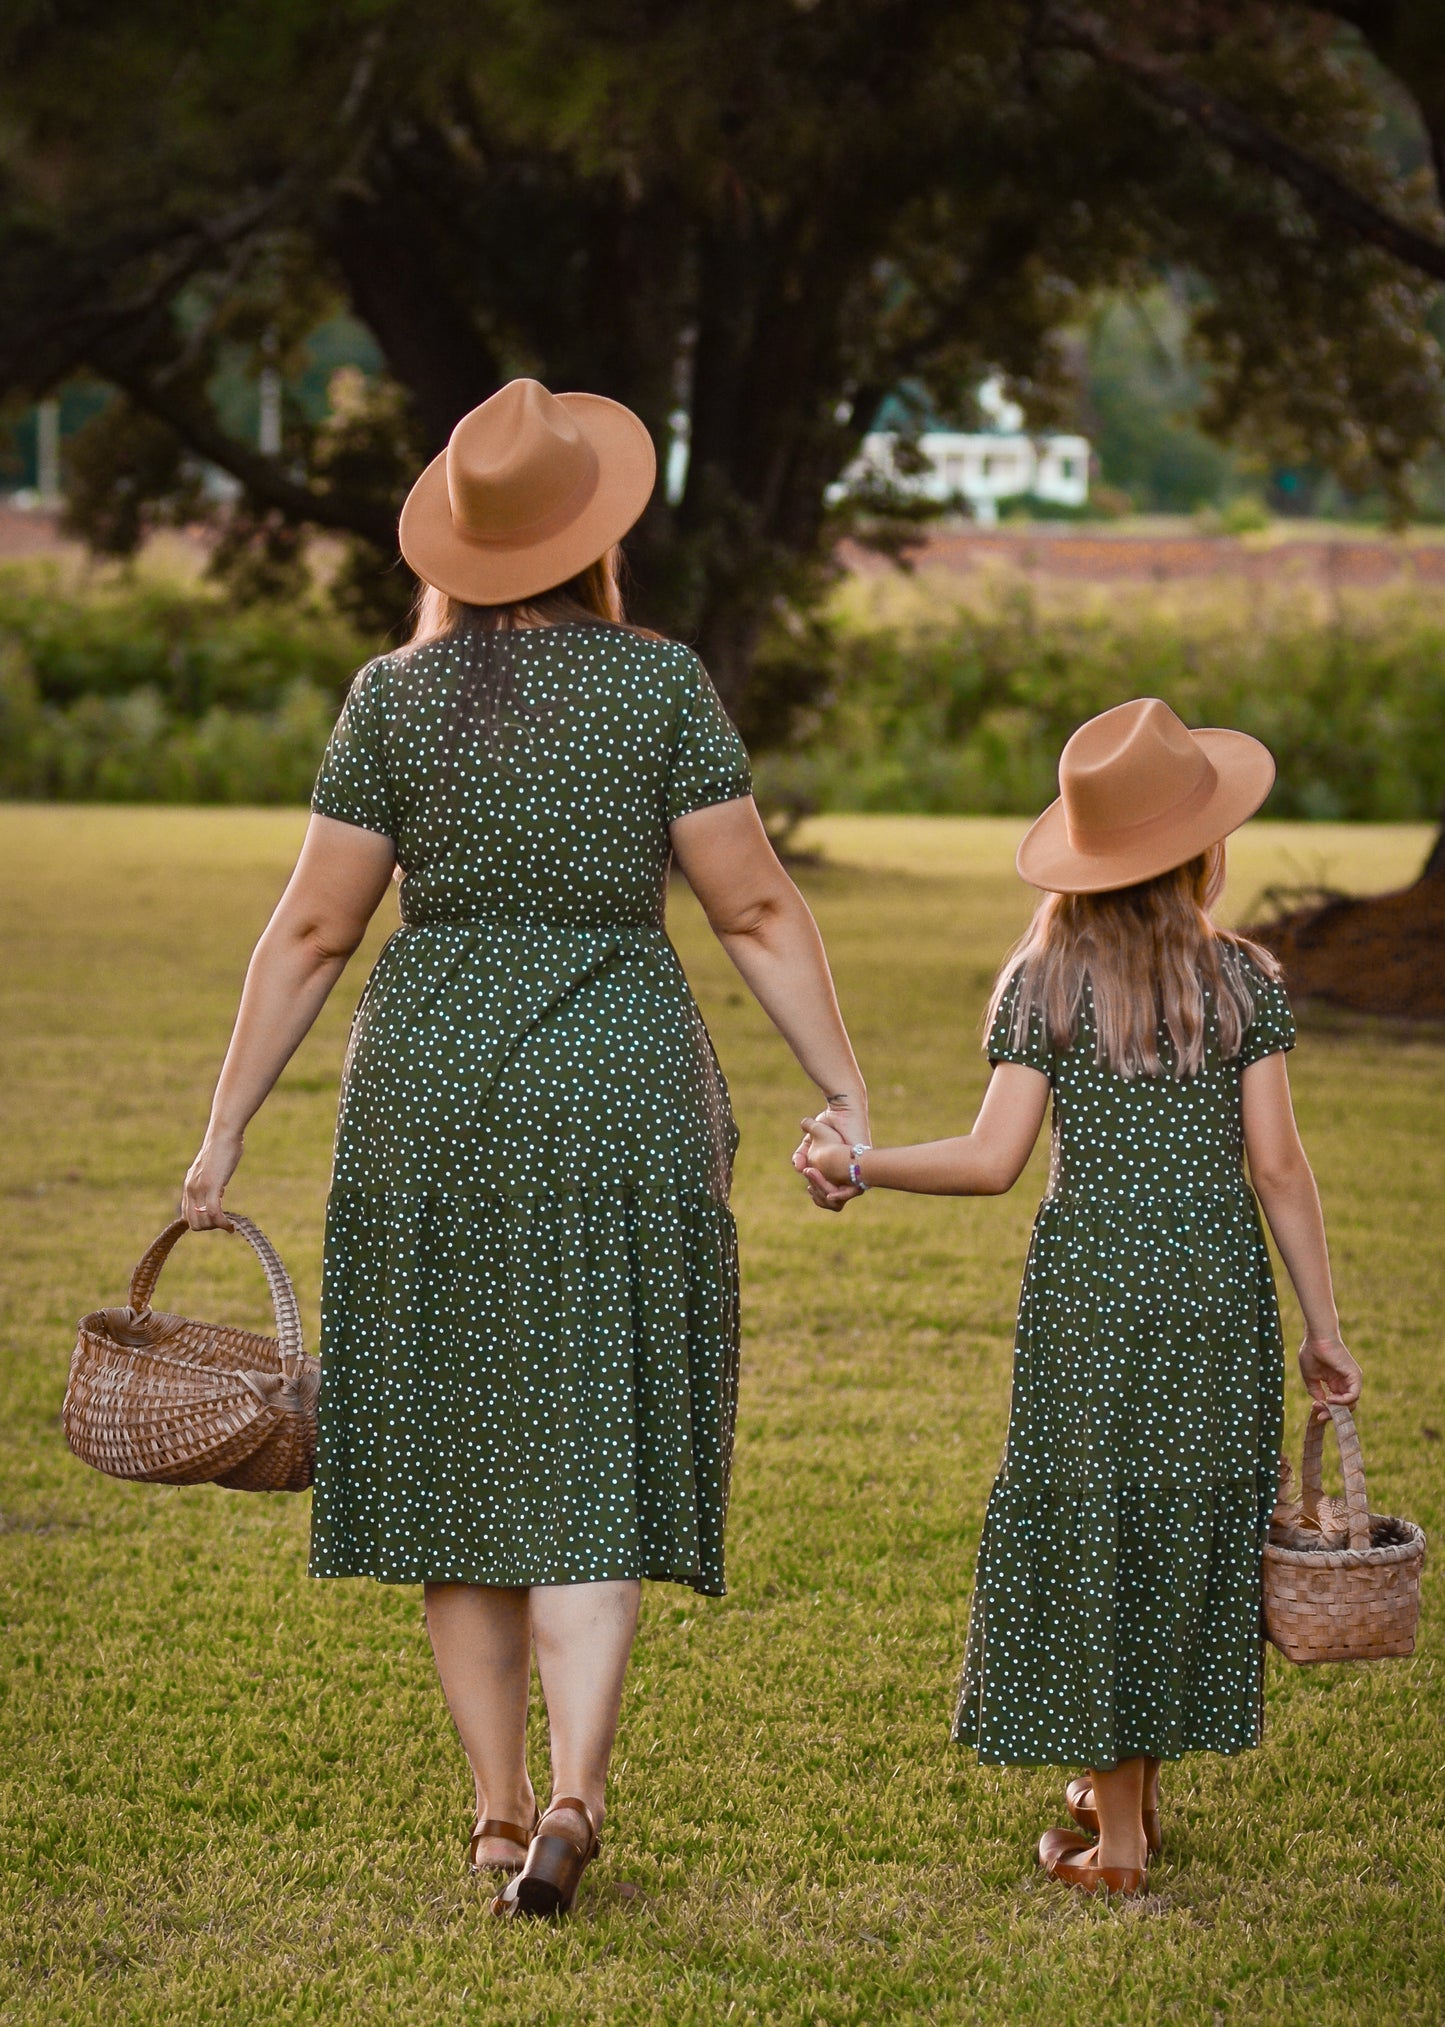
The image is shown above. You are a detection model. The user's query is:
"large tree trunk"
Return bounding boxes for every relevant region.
[1418,815,1445,885]
[324,171,504,452]
[695,600,771,721]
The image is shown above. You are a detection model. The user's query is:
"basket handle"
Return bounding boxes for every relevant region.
[127,1216,306,1378]
[1300,1401,1371,1552]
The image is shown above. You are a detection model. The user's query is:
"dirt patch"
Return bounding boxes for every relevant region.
[1249,874,1445,1019]
[0,502,70,557]
[839,527,1445,589]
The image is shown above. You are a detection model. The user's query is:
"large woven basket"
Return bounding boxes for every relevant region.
[1263,1402,1425,1664]
[63,1216,319,1493]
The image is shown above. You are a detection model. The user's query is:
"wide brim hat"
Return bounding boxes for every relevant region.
[398,377,657,606]
[1017,696,1276,894]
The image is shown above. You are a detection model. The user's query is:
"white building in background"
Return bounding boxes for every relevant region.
[664,410,691,506]
[830,377,1090,526]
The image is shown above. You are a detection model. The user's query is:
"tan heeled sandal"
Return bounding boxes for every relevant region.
[1039,1826,1148,1896]
[468,1803,540,1876]
[1065,1775,1162,1856]
[491,1796,599,1918]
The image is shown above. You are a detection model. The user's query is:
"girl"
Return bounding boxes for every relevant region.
[800,697,1361,1894]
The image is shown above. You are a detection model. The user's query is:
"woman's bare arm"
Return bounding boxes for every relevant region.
[1242,1050,1362,1414]
[670,797,868,1177]
[803,1061,1049,1197]
[182,814,397,1227]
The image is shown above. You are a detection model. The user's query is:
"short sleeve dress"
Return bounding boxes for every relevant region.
[953,955,1295,1767]
[307,622,751,1595]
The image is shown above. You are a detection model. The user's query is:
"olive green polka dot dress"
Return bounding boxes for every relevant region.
[307,622,751,1595]
[953,956,1293,1767]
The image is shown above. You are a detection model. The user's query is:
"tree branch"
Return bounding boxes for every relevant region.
[1045,4,1445,284]
[1,21,392,400]
[1309,2,1445,210]
[97,350,397,551]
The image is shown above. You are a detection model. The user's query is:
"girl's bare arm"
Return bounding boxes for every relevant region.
[1242,1050,1362,1413]
[803,1061,1049,1197]
[182,815,397,1227]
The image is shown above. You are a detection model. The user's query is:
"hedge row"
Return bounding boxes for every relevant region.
[757,589,1445,824]
[0,564,371,803]
[3,565,1444,819]
[0,655,338,804]
[0,565,369,712]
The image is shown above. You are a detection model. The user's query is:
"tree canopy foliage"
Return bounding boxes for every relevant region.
[3,1,1444,730]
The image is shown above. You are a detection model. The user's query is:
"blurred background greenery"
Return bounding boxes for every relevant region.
[4,554,1444,829]
[4,3,1445,729]
[2,2,1443,1010]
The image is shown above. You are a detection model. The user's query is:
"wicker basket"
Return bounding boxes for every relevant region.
[1263,1402,1425,1664]
[63,1216,319,1493]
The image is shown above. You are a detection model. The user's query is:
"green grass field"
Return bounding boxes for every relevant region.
[2,807,1442,2027]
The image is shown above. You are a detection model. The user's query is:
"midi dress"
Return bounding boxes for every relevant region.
[954,956,1294,1768]
[306,621,752,1596]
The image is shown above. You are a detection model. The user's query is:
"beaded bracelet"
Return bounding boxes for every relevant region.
[848,1143,871,1191]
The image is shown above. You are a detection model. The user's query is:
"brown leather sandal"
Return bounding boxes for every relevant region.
[1064,1775,1163,1856]
[468,1803,540,1876]
[1039,1826,1147,1896]
[491,1796,599,1919]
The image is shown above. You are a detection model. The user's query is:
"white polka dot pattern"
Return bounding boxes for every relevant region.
[306,622,751,1594]
[954,956,1294,1767]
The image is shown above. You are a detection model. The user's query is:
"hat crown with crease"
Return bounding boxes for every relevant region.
[1062,698,1213,850]
[1015,694,1275,893]
[445,380,598,544]
[397,375,656,606]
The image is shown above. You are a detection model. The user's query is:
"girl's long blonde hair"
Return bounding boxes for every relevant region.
[987,846,1281,1080]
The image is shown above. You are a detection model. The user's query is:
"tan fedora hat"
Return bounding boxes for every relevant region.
[398,377,657,605]
[1016,696,1275,894]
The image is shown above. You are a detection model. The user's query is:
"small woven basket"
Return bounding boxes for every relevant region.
[63,1216,319,1493]
[1263,1402,1425,1664]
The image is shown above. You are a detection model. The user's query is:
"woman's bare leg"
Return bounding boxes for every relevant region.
[423,1582,535,1865]
[529,1578,640,1835]
[1091,1757,1149,1871]
[1081,1755,1163,1821]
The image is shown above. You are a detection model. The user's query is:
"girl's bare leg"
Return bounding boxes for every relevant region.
[423,1582,535,1866]
[1091,1757,1149,1870]
[528,1578,640,1836]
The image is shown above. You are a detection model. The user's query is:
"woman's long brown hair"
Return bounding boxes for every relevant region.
[408,545,629,646]
[987,846,1282,1079]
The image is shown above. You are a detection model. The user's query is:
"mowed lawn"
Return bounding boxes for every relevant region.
[1,806,1442,2027]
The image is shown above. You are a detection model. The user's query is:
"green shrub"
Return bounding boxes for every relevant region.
[0,677,341,805]
[5,560,1445,818]
[0,561,375,803]
[757,589,1445,822]
[0,561,371,713]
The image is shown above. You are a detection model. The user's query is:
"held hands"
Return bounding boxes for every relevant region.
[1298,1332,1363,1422]
[791,1108,858,1212]
[181,1129,242,1231]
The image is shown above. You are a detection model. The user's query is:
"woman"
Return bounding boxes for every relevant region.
[182,378,867,1918]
